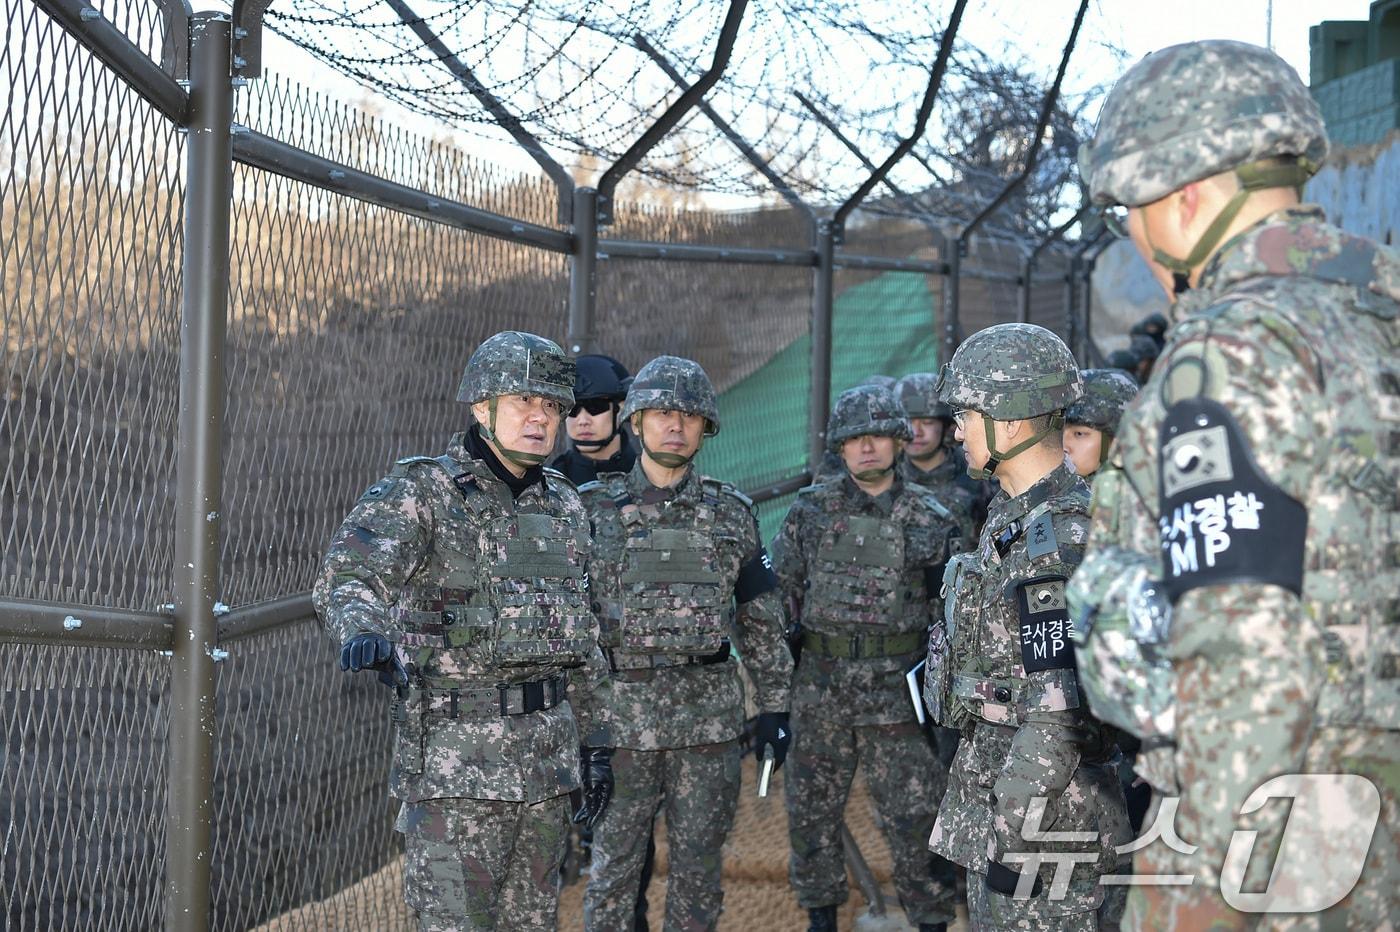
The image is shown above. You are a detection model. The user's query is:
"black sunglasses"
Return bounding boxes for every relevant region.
[568,398,615,418]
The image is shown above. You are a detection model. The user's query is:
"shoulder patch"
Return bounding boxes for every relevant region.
[1025,512,1058,559]
[389,455,442,479]
[1158,396,1307,603]
[1016,576,1073,673]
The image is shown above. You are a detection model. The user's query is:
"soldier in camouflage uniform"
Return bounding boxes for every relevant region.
[924,323,1130,930]
[896,371,995,539]
[580,355,793,931]
[773,384,960,932]
[313,331,615,931]
[1073,40,1400,928]
[1062,369,1139,479]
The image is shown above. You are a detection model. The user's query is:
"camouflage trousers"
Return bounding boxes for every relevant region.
[396,794,570,931]
[785,712,957,925]
[1125,725,1400,931]
[966,869,1123,931]
[584,740,742,932]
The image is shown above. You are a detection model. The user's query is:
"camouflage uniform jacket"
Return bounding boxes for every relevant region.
[313,432,612,805]
[580,463,792,750]
[772,475,958,726]
[928,461,1128,888]
[1083,207,1400,902]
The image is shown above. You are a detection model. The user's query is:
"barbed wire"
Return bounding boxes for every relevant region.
[267,0,1105,236]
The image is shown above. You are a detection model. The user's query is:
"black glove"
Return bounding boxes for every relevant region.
[753,711,791,770]
[572,745,614,829]
[986,859,1043,898]
[339,632,408,688]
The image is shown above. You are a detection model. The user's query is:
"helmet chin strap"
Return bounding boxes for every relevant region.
[479,397,548,468]
[573,402,621,452]
[637,418,704,469]
[1147,159,1315,296]
[966,413,1063,481]
[851,463,895,482]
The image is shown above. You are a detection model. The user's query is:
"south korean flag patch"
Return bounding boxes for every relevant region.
[1016,575,1074,673]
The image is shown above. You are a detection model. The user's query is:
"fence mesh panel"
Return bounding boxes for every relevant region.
[1,0,184,609]
[222,75,570,607]
[1,644,170,931]
[211,619,405,931]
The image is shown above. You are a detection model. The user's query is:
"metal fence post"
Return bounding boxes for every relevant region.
[167,12,233,930]
[809,218,835,472]
[567,186,599,355]
[941,242,961,365]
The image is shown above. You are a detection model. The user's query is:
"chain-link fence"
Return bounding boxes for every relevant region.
[2,1,1105,928]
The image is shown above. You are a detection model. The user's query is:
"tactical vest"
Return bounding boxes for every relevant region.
[941,498,1085,728]
[608,478,728,655]
[391,456,596,674]
[805,513,915,632]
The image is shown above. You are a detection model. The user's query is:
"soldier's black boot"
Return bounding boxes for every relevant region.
[806,905,838,932]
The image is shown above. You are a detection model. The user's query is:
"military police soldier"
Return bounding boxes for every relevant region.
[580,355,793,931]
[1062,368,1139,479]
[924,323,1130,930]
[313,331,614,931]
[773,384,960,932]
[1073,40,1400,928]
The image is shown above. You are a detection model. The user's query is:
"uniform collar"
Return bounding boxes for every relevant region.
[985,460,1076,533]
[840,472,901,516]
[625,458,702,506]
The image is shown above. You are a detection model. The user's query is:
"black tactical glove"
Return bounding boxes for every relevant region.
[572,745,614,829]
[985,859,1043,898]
[339,632,408,688]
[753,711,791,770]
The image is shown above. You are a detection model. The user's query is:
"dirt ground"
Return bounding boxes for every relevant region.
[257,754,969,931]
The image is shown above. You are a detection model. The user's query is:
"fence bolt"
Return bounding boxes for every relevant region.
[426,200,440,210]
[213,602,230,617]
[158,602,176,614]
[328,169,346,181]
[231,77,247,87]
[230,123,249,135]
[63,615,83,631]
[79,7,99,21]
[207,647,230,663]
[511,224,524,234]
[234,26,248,38]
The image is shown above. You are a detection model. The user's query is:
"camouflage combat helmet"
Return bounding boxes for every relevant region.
[458,331,576,468]
[457,331,576,409]
[1079,40,1328,292]
[827,384,913,453]
[622,356,719,468]
[1066,368,1139,433]
[894,372,953,421]
[857,374,896,390]
[937,323,1082,480]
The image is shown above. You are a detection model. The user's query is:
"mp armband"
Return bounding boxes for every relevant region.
[1016,576,1074,673]
[735,547,780,604]
[1158,397,1307,604]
